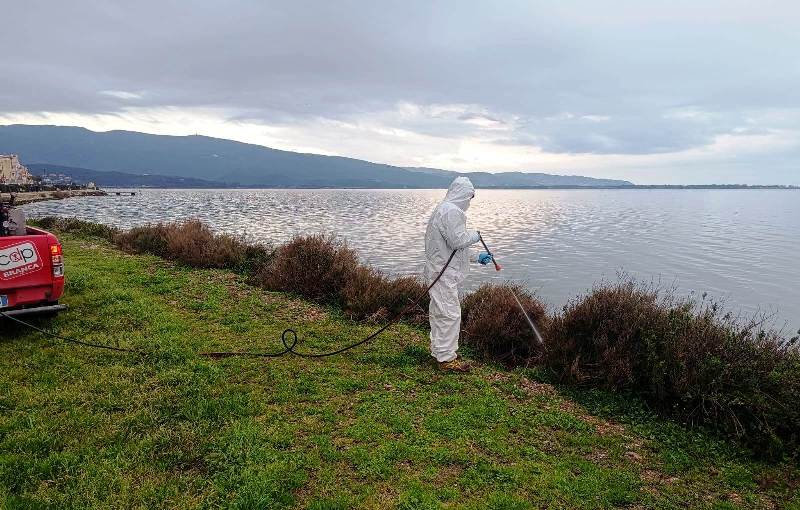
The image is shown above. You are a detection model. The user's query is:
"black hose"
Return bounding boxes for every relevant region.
[0,310,143,354]
[1,250,458,360]
[199,249,457,358]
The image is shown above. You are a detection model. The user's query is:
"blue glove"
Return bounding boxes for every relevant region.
[477,252,493,265]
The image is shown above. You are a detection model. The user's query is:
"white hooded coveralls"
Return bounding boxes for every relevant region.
[424,177,481,362]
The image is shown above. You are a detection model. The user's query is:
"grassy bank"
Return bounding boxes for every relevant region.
[31,217,800,456]
[1,230,799,508]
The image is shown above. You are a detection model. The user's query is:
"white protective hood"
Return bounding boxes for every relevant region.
[442,176,475,212]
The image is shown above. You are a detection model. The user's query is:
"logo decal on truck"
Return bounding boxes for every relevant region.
[0,241,42,280]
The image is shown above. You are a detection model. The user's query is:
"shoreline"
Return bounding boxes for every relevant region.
[3,189,107,205]
[102,185,800,190]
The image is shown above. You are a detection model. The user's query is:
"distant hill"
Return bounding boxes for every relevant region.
[404,167,630,188]
[26,164,230,188]
[0,124,633,188]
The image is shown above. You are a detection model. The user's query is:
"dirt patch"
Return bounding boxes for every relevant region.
[226,284,247,300]
[517,377,559,397]
[727,492,744,505]
[487,372,511,384]
[592,419,625,437]
[585,448,610,464]
[625,451,643,463]
[249,290,329,322]
[302,306,329,323]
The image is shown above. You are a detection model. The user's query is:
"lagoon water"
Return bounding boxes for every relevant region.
[23,188,800,335]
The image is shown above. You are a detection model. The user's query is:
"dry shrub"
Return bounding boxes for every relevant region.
[385,275,429,322]
[461,283,549,365]
[114,224,170,257]
[255,234,358,303]
[546,278,800,454]
[162,219,246,268]
[114,220,263,269]
[545,279,662,387]
[340,267,428,322]
[340,266,391,319]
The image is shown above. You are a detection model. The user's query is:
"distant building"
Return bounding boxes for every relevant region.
[41,172,74,185]
[0,154,33,184]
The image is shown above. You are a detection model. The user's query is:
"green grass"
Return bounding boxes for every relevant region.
[1,234,798,509]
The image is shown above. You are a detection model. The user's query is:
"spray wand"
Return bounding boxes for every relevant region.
[478,234,544,345]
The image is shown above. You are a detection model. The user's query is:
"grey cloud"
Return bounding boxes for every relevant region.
[519,112,737,155]
[2,0,799,160]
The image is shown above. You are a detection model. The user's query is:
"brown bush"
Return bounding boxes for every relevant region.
[340,267,428,323]
[545,279,663,387]
[461,283,549,365]
[340,266,391,319]
[114,223,170,257]
[255,234,359,303]
[385,275,429,322]
[162,219,246,269]
[114,220,266,270]
[545,278,800,455]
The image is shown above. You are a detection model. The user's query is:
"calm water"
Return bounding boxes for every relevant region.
[23,189,800,335]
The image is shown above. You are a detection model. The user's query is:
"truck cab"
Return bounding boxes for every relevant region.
[1,198,66,317]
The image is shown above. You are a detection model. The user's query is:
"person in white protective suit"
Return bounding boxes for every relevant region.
[424,176,491,372]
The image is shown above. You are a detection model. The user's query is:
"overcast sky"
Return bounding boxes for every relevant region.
[2,1,798,184]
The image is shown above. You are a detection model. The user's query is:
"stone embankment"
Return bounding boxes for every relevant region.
[5,189,107,205]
